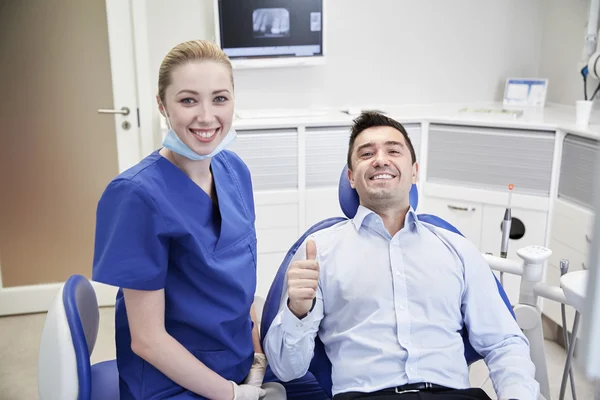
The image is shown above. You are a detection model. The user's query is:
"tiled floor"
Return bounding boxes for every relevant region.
[1,307,597,399]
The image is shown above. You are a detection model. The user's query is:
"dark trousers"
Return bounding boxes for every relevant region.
[333,388,492,400]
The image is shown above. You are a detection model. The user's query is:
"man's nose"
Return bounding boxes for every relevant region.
[372,150,389,167]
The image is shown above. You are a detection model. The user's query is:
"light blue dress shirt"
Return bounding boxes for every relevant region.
[264,205,539,400]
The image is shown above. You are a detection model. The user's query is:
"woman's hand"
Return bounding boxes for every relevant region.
[242,353,268,387]
[230,381,266,400]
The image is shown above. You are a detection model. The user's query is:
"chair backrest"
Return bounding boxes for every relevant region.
[38,274,100,400]
[261,165,514,398]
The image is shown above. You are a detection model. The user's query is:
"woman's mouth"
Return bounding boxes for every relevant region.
[189,128,220,143]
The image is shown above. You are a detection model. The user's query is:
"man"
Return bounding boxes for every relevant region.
[263,112,539,400]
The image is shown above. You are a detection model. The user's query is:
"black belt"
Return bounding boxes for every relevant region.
[380,382,452,394]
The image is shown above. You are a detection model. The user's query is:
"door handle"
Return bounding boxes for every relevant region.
[447,204,476,212]
[97,106,130,116]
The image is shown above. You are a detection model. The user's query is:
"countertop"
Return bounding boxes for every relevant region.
[231,102,600,139]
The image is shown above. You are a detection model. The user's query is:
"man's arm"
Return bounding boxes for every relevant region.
[263,239,325,382]
[460,241,539,400]
[263,291,324,381]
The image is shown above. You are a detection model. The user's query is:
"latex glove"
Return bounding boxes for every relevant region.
[242,353,268,387]
[230,381,266,400]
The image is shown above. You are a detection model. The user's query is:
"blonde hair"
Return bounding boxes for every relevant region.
[158,40,233,103]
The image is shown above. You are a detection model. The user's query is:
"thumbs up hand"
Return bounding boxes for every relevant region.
[286,239,320,319]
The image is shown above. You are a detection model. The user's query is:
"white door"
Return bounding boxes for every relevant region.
[0,0,143,316]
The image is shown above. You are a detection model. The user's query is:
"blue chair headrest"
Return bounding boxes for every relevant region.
[338,164,419,219]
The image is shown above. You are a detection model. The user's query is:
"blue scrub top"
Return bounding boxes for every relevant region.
[92,149,257,400]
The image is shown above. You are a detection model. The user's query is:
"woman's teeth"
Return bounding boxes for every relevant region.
[191,129,216,138]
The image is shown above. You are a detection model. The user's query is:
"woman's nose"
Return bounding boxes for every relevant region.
[195,104,214,124]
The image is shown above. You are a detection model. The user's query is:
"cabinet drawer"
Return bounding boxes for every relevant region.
[257,228,299,254]
[427,124,554,195]
[256,203,298,230]
[418,196,482,248]
[256,251,287,300]
[551,199,594,256]
[305,188,347,230]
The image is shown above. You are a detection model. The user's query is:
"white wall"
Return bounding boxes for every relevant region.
[145,0,544,113]
[538,0,599,105]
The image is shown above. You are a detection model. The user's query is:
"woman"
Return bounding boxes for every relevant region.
[92,40,284,400]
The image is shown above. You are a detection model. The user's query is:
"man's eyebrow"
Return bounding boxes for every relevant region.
[385,141,405,147]
[355,142,374,153]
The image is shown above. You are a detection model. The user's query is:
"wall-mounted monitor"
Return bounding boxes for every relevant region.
[214,0,325,69]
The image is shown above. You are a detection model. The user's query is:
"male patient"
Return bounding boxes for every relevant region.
[263,112,539,400]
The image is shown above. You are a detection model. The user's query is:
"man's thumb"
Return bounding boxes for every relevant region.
[305,239,317,261]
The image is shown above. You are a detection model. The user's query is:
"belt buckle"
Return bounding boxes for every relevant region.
[394,382,432,394]
[394,388,419,394]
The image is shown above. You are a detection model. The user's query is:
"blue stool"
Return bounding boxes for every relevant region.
[261,165,514,399]
[38,274,119,400]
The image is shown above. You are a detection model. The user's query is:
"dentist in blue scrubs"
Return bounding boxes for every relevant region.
[92,40,284,400]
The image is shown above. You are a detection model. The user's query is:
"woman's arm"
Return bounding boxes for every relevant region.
[250,303,263,354]
[124,288,234,400]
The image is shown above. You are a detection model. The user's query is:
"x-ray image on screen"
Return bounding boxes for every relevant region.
[217,0,323,61]
[253,8,290,38]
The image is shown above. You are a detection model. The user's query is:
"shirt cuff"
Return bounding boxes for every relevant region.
[281,302,318,341]
[498,385,537,400]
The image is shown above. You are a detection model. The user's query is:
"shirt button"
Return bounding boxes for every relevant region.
[296,323,303,328]
[399,304,405,310]
[395,270,401,276]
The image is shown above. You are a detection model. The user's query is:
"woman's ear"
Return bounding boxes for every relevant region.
[156,95,166,117]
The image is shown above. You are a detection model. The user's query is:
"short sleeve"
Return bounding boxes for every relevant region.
[92,179,169,290]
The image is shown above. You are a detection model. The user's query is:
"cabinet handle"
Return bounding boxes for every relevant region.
[586,234,592,243]
[447,205,476,212]
[583,262,588,270]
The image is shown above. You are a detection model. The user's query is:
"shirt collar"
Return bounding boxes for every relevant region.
[352,205,421,233]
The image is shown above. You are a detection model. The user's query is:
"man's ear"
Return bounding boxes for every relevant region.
[347,166,356,189]
[412,162,419,184]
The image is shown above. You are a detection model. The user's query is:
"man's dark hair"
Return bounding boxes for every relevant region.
[347,111,417,170]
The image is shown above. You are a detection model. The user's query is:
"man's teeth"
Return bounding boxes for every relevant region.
[372,174,393,180]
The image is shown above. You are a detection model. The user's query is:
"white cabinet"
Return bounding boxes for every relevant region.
[253,194,299,299]
[480,204,548,305]
[228,127,301,299]
[543,199,595,331]
[426,124,554,196]
[418,195,483,248]
[305,188,346,230]
[542,133,599,330]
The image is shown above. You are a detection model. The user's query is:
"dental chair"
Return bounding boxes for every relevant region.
[38,274,119,400]
[260,165,515,399]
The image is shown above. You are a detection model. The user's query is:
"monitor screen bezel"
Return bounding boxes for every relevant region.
[213,0,326,69]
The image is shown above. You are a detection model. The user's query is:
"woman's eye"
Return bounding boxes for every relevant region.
[214,96,228,103]
[181,98,195,104]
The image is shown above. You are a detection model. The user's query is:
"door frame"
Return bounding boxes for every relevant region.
[0,0,153,316]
